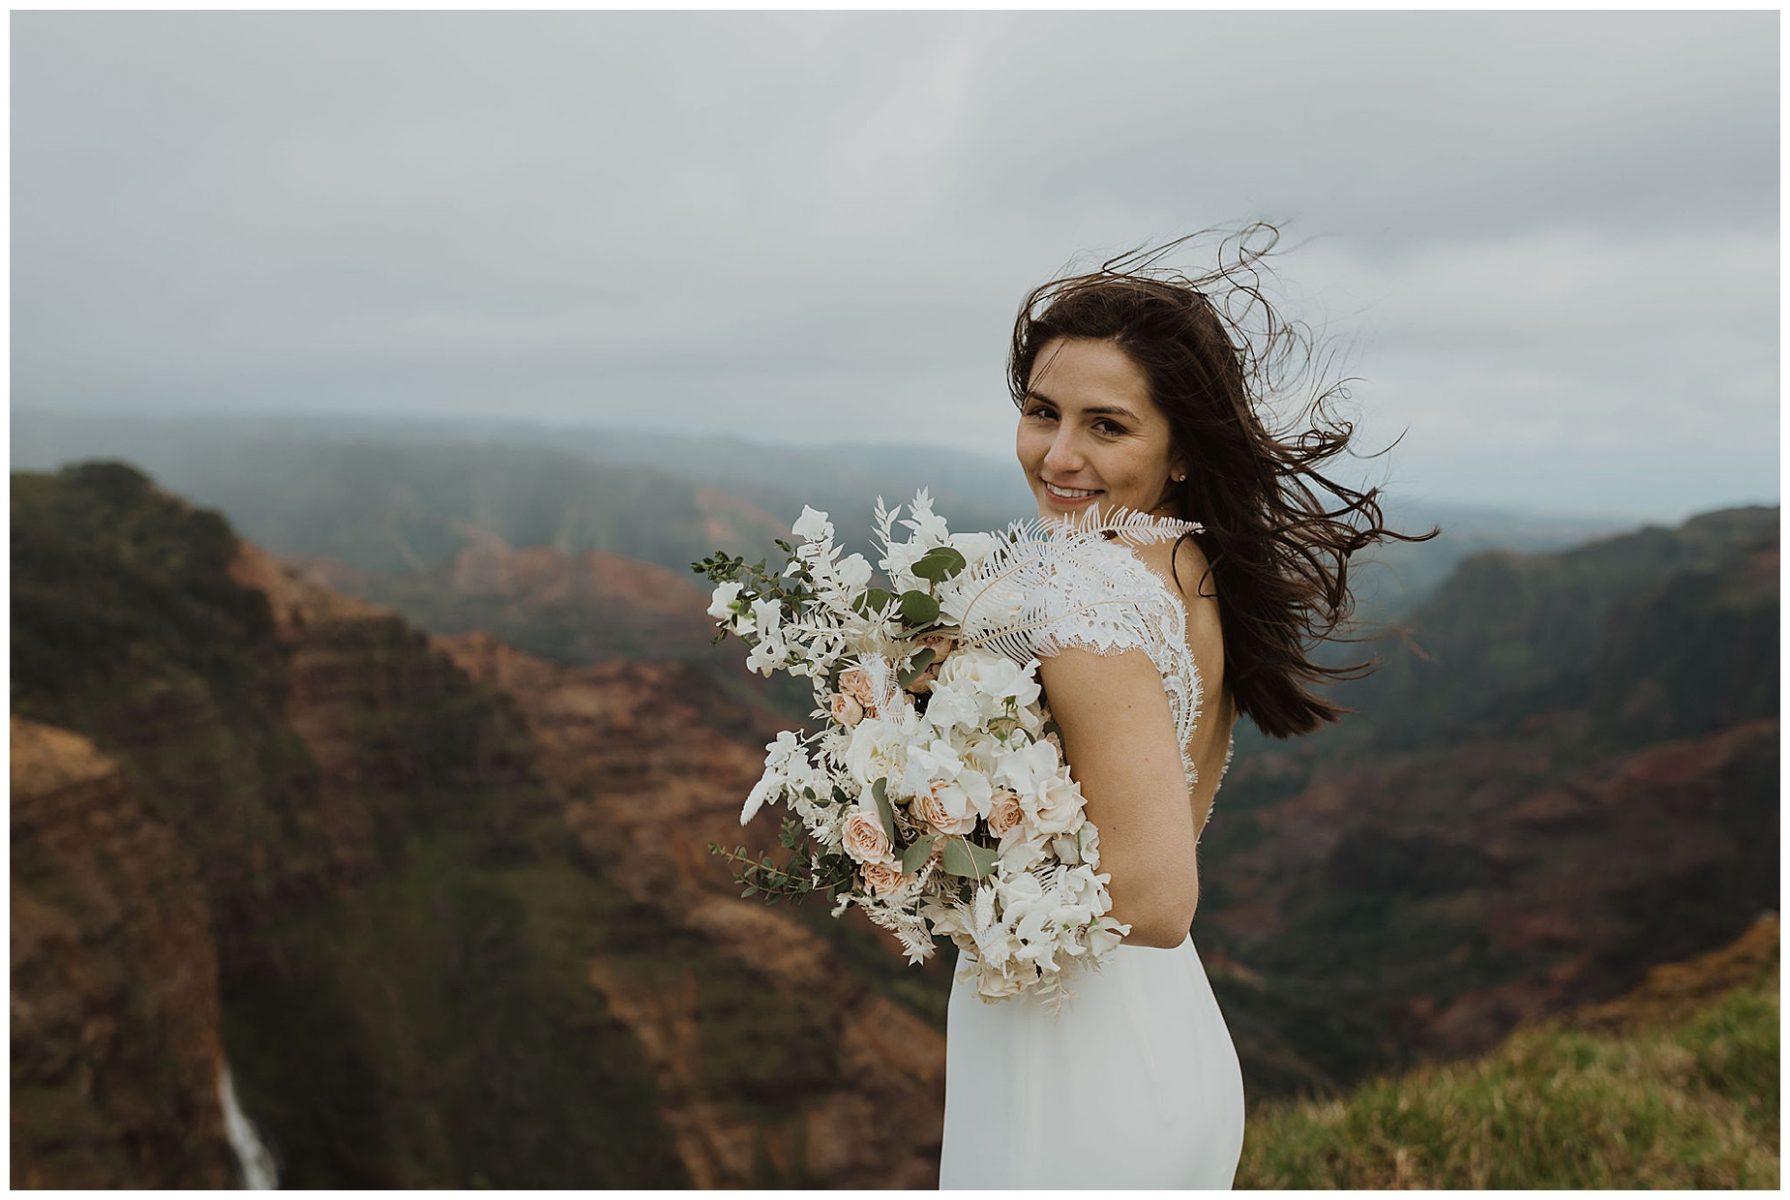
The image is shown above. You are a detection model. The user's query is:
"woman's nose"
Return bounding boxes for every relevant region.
[1043,429,1083,472]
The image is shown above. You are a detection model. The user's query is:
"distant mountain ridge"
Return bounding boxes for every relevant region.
[14,405,1649,620]
[1308,503,1779,759]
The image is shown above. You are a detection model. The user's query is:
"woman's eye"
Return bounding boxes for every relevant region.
[1023,407,1123,436]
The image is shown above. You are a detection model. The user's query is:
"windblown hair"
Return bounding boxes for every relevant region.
[1009,221,1440,739]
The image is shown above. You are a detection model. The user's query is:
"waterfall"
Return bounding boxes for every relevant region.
[217,1057,279,1189]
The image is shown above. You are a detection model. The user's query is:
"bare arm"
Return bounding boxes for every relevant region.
[1037,645,1198,949]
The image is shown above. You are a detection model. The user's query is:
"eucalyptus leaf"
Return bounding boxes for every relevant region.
[941,838,999,880]
[901,836,938,874]
[873,779,896,841]
[898,589,941,626]
[911,546,968,582]
[852,586,894,616]
[897,647,937,688]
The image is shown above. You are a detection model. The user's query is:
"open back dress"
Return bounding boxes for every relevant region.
[938,532,1245,1189]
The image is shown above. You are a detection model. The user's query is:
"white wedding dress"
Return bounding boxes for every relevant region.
[939,531,1246,1190]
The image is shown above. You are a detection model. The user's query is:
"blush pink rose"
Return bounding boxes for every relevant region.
[838,667,878,716]
[904,633,958,695]
[829,691,865,727]
[986,788,1024,838]
[861,861,906,896]
[916,781,977,836]
[842,811,892,864]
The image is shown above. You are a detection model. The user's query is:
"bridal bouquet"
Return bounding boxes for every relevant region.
[692,489,1178,1010]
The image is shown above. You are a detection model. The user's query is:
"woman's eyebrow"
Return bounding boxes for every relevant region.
[1025,388,1139,422]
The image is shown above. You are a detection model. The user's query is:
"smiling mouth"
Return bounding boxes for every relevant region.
[1043,481,1103,499]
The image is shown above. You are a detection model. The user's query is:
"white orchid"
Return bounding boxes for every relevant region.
[708,580,746,622]
[792,504,833,543]
[900,737,995,820]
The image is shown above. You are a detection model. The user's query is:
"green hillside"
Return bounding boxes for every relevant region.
[1303,504,1779,762]
[1237,934,1779,1189]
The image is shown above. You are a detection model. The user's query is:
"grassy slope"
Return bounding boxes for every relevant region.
[1236,940,1779,1189]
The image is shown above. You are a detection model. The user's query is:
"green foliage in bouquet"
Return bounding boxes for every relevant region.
[691,519,980,906]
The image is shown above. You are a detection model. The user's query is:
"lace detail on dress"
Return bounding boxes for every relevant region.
[955,508,1224,842]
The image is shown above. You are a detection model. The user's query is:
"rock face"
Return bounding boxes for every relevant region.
[435,632,951,1189]
[11,462,686,1188]
[10,716,236,1188]
[11,460,947,1189]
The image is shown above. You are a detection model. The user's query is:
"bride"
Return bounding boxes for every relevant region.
[937,225,1437,1189]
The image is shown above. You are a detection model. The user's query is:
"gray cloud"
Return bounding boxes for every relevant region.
[12,10,1777,521]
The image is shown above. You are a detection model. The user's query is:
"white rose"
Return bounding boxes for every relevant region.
[1025,772,1086,836]
[843,718,907,789]
[921,897,976,941]
[973,965,1025,1001]
[915,780,978,836]
[997,835,1048,874]
[1051,821,1100,868]
[898,737,963,798]
[977,958,1038,999]
[834,552,872,591]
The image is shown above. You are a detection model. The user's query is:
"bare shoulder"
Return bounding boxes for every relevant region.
[1129,535,1218,610]
[1129,536,1225,657]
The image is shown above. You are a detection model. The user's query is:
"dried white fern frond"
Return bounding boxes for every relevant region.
[851,651,914,725]
[955,500,1203,666]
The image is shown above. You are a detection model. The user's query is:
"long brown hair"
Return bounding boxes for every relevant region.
[1010,222,1440,738]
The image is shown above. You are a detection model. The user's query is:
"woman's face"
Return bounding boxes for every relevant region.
[1016,336,1186,523]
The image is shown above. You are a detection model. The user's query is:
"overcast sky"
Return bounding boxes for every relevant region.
[12,10,1779,522]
